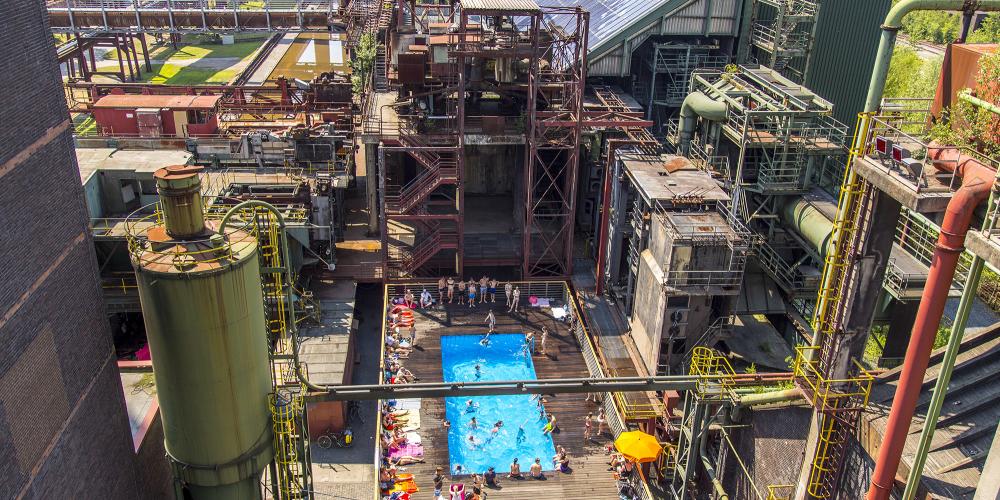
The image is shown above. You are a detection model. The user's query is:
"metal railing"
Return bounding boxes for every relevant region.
[792,345,873,413]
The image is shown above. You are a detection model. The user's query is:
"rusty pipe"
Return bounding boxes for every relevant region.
[867,147,994,499]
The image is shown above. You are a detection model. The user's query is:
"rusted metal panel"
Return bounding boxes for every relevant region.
[461,0,540,12]
[92,94,222,110]
[931,43,1000,116]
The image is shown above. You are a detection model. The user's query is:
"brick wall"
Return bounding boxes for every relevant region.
[0,0,144,498]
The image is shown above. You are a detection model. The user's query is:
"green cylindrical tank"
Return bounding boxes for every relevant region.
[780,195,835,258]
[155,164,206,239]
[132,165,273,500]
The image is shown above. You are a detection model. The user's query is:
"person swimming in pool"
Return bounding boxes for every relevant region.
[466,399,478,412]
[469,416,478,429]
[474,363,482,379]
[516,426,526,444]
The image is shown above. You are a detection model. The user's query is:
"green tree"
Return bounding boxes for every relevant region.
[884,46,941,99]
[350,33,380,94]
[967,14,1000,43]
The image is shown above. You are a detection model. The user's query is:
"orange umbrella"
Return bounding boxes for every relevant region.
[614,430,663,463]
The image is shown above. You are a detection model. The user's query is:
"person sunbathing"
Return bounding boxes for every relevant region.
[389,455,425,466]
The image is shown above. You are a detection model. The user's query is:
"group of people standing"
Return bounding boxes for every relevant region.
[437,277,522,312]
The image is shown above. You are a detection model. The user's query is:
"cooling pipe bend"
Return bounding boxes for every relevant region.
[678,91,727,154]
[868,146,994,499]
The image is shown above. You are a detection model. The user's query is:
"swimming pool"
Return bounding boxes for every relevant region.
[441,333,556,474]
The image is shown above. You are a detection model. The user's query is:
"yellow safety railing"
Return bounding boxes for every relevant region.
[101,276,138,294]
[792,345,874,413]
[766,484,795,500]
[124,201,258,268]
[811,112,872,343]
[688,346,737,397]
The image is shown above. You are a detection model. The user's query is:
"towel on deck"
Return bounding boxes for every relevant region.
[399,414,422,431]
[405,431,422,444]
[395,399,422,410]
[534,297,551,307]
[551,306,567,319]
[389,443,424,458]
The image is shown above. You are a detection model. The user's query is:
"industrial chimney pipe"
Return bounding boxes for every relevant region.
[867,148,995,499]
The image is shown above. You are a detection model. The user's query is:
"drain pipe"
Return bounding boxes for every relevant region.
[867,146,996,499]
[900,96,1000,500]
[678,91,727,155]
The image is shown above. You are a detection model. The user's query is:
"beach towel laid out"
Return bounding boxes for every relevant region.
[395,399,422,410]
[390,473,419,494]
[399,414,422,431]
[535,297,551,307]
[389,443,424,459]
[405,431,422,444]
[551,306,567,319]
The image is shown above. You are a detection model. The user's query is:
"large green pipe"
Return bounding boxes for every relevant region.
[780,196,834,258]
[135,167,273,500]
[678,91,728,154]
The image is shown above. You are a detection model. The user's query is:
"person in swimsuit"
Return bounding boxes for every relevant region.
[457,280,467,305]
[447,277,456,304]
[468,282,477,308]
[596,408,607,436]
[438,277,447,304]
[508,286,521,313]
[504,282,513,307]
[478,276,488,304]
[584,412,593,441]
[488,278,498,303]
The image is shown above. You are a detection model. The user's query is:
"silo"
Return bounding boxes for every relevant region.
[129,165,273,500]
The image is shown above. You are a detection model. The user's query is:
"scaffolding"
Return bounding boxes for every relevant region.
[669,347,803,499]
[632,43,729,123]
[743,0,821,82]
[375,2,590,278]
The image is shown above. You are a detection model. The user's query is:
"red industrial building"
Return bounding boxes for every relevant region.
[92,94,221,137]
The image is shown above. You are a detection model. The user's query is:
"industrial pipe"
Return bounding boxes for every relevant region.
[678,91,727,154]
[219,201,328,394]
[699,416,730,500]
[868,146,995,500]
[959,88,1000,116]
[779,195,834,258]
[736,387,804,408]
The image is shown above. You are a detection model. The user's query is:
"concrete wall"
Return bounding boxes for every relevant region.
[463,145,520,195]
[631,250,665,374]
[0,0,142,497]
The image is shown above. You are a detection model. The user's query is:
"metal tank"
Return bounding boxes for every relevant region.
[129,165,273,500]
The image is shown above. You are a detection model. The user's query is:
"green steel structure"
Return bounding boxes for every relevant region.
[129,165,274,500]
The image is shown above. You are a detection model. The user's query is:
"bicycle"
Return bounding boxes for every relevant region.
[316,427,353,449]
[347,400,365,425]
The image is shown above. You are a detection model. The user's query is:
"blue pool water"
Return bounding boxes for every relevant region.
[441,333,556,474]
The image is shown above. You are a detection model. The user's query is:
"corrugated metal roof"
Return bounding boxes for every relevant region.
[93,94,222,109]
[546,0,672,54]
[462,0,540,12]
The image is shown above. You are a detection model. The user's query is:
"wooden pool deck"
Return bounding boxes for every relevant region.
[388,299,622,499]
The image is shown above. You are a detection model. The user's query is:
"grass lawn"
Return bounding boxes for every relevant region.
[73,114,97,135]
[150,41,263,61]
[138,63,241,85]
